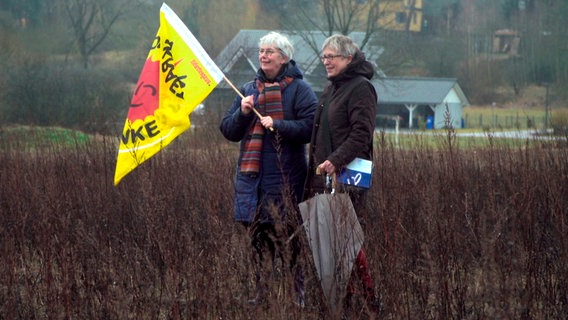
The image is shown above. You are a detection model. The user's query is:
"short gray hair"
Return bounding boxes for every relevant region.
[322,34,359,57]
[259,32,294,61]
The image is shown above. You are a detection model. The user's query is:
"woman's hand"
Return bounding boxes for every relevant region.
[260,116,273,129]
[240,95,254,115]
[318,160,336,175]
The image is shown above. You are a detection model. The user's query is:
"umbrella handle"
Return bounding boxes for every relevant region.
[316,167,338,193]
[327,173,339,193]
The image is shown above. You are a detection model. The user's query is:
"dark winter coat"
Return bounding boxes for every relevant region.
[220,60,318,223]
[305,51,377,198]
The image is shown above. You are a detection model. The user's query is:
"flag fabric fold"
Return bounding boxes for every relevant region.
[114,3,224,185]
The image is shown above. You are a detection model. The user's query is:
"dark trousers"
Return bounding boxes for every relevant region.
[249,193,305,300]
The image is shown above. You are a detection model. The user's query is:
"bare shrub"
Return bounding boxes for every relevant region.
[2,59,128,134]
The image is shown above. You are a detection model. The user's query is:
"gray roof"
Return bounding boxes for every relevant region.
[372,77,470,106]
[214,29,384,91]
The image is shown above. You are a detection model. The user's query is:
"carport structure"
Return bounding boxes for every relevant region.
[372,77,470,129]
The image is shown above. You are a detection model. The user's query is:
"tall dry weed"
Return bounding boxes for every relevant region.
[1,126,567,319]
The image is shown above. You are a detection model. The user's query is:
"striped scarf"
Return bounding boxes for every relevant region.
[240,76,294,174]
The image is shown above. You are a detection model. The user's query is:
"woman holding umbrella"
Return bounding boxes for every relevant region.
[304,34,380,316]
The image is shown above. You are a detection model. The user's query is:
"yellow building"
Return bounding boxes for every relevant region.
[379,0,424,32]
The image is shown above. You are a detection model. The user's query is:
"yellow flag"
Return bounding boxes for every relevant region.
[114,3,224,185]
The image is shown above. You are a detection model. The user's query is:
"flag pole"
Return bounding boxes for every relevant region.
[223,76,274,132]
[223,76,262,119]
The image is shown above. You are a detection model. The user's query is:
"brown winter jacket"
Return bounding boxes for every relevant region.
[305,51,377,197]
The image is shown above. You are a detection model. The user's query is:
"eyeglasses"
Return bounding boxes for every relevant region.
[320,54,344,62]
[259,48,278,56]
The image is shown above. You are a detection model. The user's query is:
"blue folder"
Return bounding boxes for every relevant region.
[336,157,373,189]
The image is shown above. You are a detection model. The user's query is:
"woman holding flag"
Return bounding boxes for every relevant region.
[219,32,318,307]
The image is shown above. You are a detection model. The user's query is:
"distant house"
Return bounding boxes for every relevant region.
[373,77,469,129]
[492,29,521,58]
[378,0,424,33]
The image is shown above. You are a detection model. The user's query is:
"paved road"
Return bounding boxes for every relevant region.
[381,129,565,141]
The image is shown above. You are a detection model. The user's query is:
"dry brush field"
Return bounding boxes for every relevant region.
[1,126,567,319]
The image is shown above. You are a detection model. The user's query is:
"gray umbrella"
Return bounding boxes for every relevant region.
[299,190,364,315]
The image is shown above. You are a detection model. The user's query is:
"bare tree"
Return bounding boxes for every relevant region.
[60,0,139,69]
[280,0,433,78]
[283,0,384,53]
